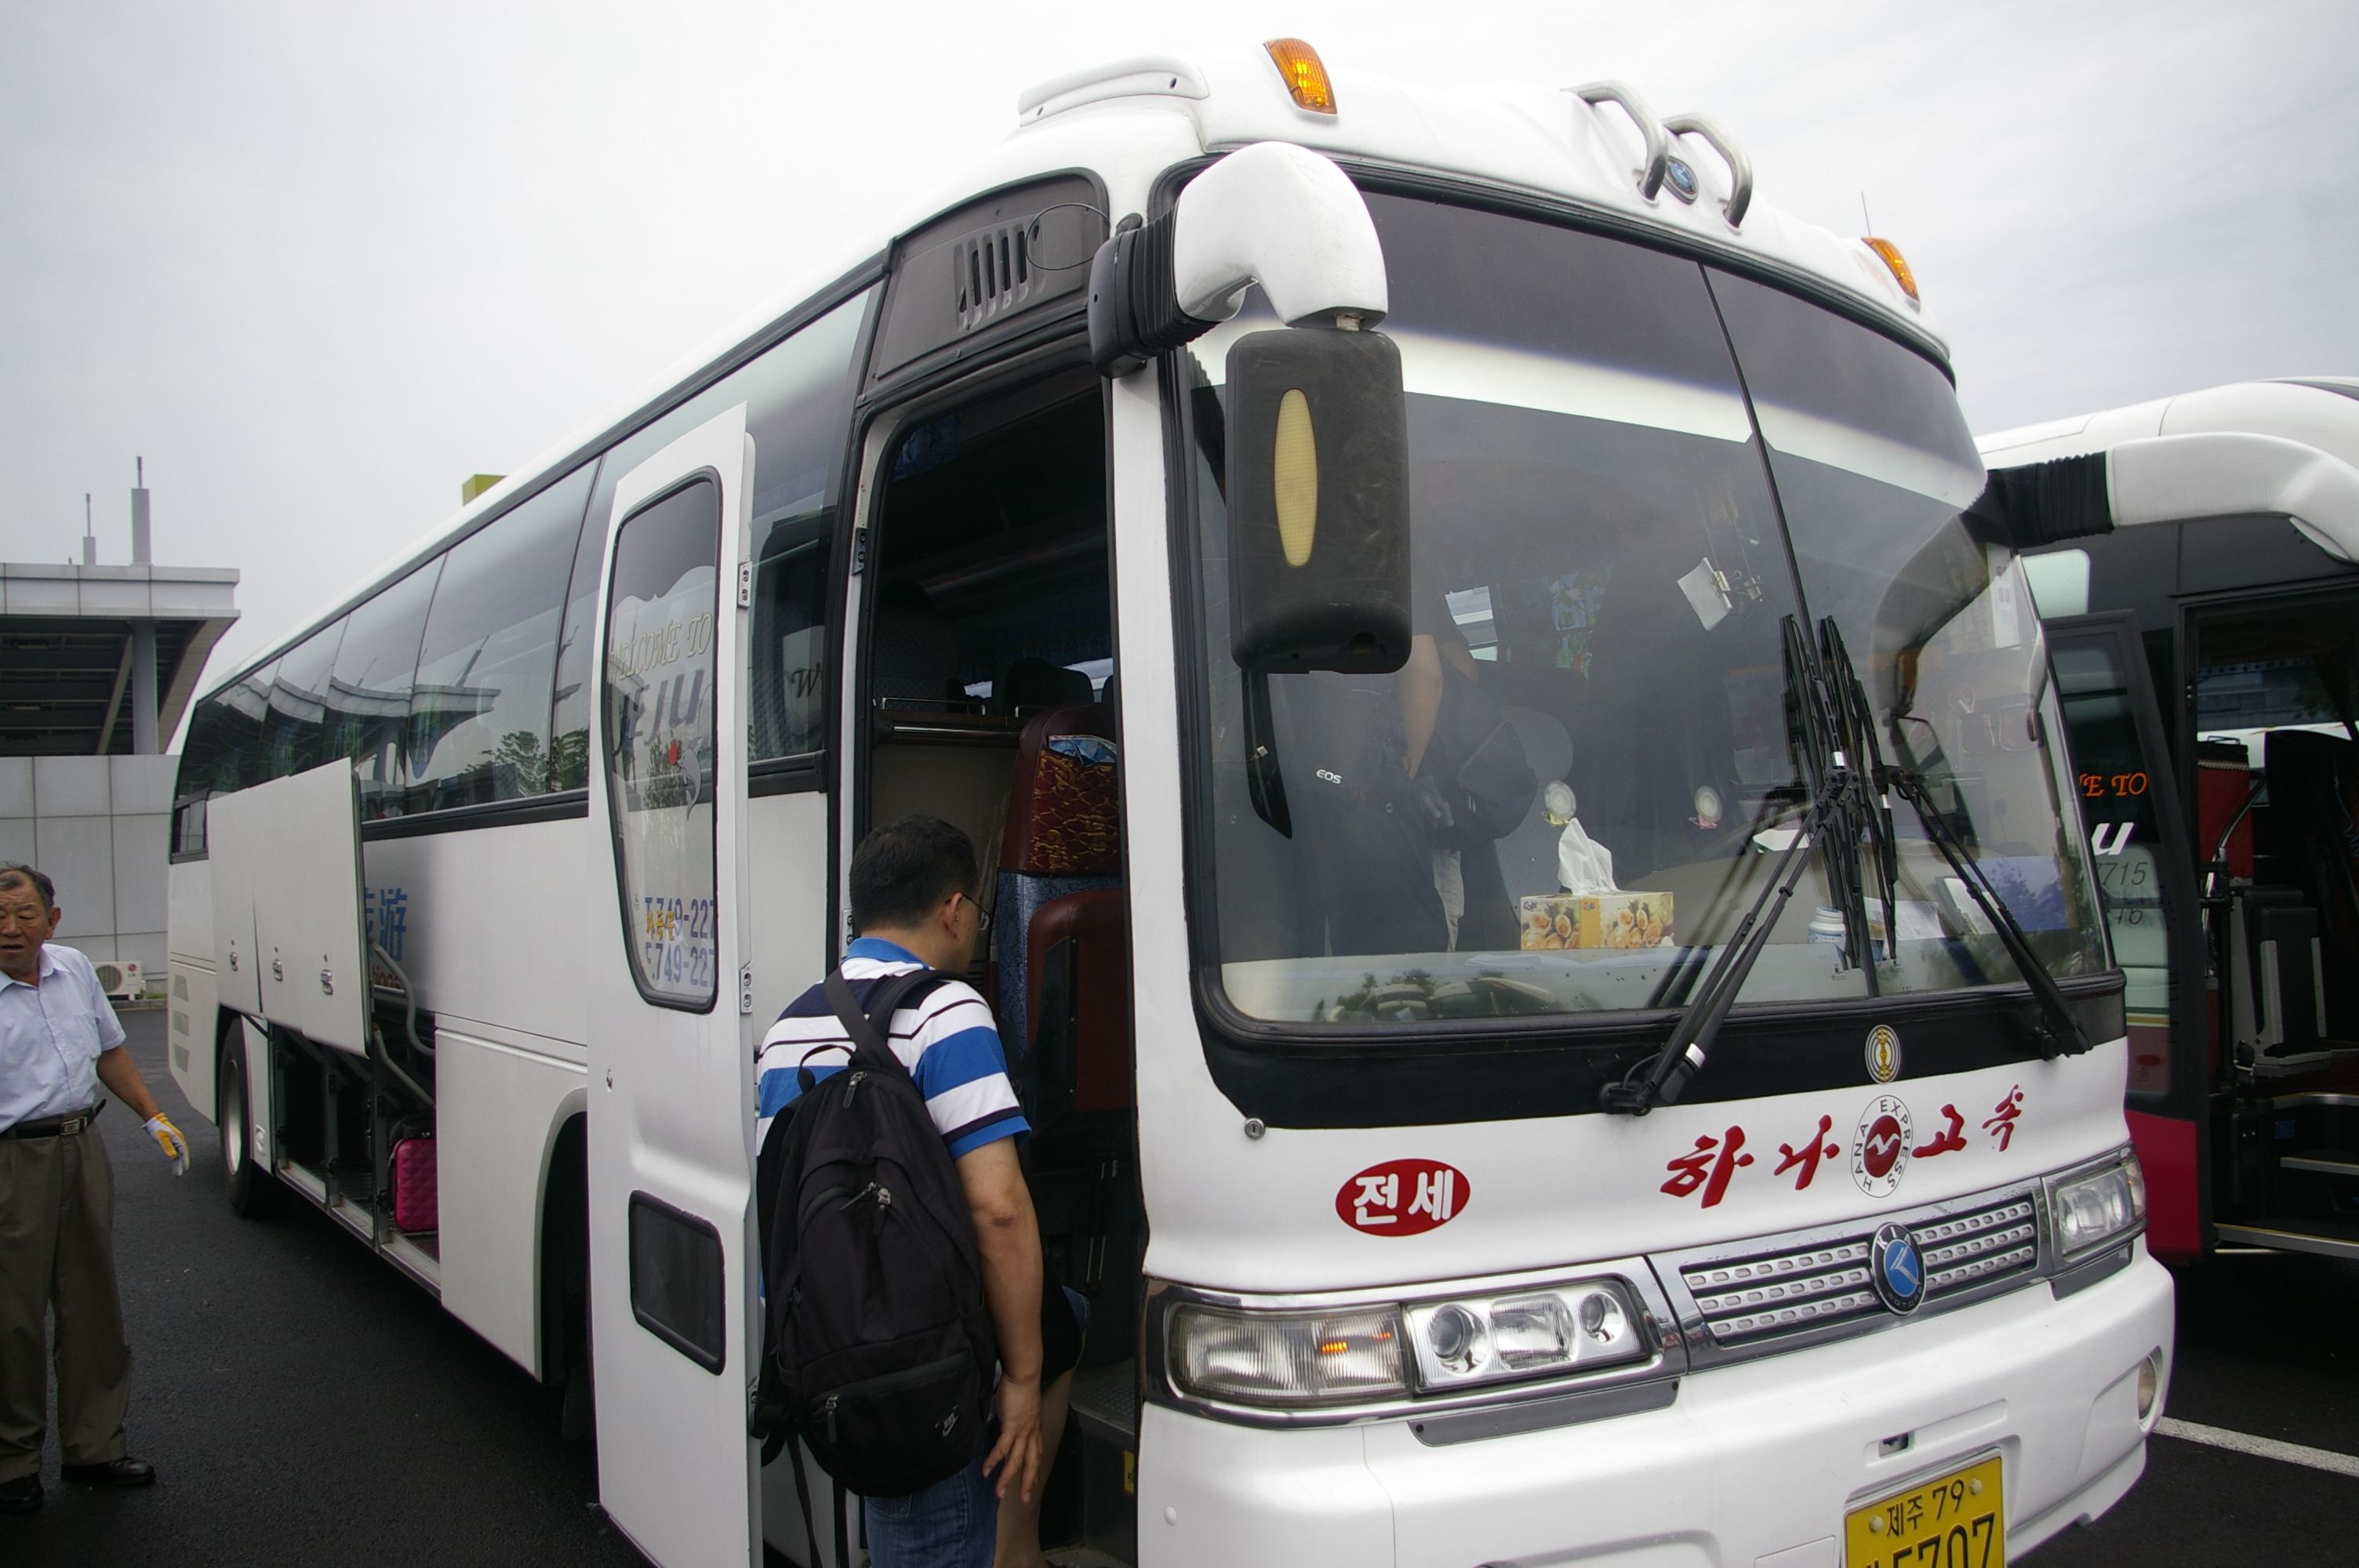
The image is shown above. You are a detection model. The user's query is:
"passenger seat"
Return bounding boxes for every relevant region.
[994,702,1121,1067]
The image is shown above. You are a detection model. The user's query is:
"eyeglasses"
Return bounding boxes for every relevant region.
[959,893,993,935]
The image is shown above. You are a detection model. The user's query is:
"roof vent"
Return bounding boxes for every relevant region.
[1017,56,1209,123]
[954,223,1034,332]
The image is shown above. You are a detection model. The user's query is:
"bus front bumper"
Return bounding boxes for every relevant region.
[1136,1250,2172,1567]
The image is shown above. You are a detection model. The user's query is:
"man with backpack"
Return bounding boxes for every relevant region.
[753,815,1082,1568]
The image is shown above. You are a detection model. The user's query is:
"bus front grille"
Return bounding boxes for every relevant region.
[1674,1190,2045,1349]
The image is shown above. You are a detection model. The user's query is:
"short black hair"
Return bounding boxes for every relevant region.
[849,816,978,934]
[0,863,56,913]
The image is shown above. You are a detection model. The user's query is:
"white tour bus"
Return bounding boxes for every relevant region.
[166,41,2171,1568]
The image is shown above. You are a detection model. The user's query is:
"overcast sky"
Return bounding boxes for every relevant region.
[5,0,2354,699]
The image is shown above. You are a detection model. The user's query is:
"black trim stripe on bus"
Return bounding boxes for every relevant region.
[1191,975,2125,1130]
[360,789,590,840]
[174,761,824,857]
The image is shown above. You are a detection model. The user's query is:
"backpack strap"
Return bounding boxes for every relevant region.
[823,966,943,1081]
[752,1106,793,1302]
[778,1425,823,1568]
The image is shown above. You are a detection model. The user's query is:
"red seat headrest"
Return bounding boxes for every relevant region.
[1001,702,1119,877]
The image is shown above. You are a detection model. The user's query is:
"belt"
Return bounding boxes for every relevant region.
[0,1103,102,1140]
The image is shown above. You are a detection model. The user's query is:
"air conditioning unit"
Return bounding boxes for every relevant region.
[91,958,144,1002]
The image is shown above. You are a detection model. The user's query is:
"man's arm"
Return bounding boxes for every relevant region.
[955,1135,1045,1501]
[1401,633,1443,778]
[95,1046,162,1122]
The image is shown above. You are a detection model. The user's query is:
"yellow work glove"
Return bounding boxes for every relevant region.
[144,1115,190,1176]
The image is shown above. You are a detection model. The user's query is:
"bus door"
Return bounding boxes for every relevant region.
[2048,612,2210,1257]
[585,405,761,1567]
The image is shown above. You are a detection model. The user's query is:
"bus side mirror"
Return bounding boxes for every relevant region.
[1226,325,1412,674]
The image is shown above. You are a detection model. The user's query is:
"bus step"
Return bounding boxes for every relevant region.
[2279,1149,2359,1179]
[1068,1360,1139,1447]
[2215,1221,2359,1261]
[1065,1359,1139,1566]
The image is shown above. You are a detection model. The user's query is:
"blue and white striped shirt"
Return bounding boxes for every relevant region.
[754,938,1028,1160]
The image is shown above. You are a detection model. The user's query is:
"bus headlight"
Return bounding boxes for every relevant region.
[1404,1278,1649,1391]
[1169,1303,1410,1406]
[2048,1149,2147,1261]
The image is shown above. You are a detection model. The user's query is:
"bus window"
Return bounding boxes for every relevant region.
[2192,594,2359,752]
[746,292,871,764]
[326,560,441,820]
[172,696,231,857]
[2193,592,2359,1044]
[1709,267,2109,994]
[407,466,594,811]
[554,288,876,785]
[262,619,348,782]
[1188,197,1820,1014]
[2052,631,2184,1094]
[602,477,722,1009]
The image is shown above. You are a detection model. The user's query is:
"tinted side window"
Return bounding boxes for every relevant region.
[2053,637,2180,1095]
[171,699,226,855]
[216,659,278,795]
[263,621,347,781]
[409,466,594,811]
[328,561,441,820]
[747,294,869,760]
[552,288,874,777]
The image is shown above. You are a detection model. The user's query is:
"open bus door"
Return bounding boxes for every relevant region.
[2048,612,2212,1258]
[585,405,761,1566]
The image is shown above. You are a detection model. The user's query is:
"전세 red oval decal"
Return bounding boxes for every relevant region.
[1336,1159,1470,1236]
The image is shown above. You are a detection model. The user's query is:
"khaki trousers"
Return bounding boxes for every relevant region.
[0,1124,131,1481]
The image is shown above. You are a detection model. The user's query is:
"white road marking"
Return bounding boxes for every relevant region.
[2155,1417,2359,1480]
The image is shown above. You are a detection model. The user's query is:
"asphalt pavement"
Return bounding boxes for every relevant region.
[7,1007,643,1568]
[9,1008,2359,1566]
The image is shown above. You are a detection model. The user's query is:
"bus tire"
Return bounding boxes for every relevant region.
[219,1025,278,1218]
[541,1116,593,1442]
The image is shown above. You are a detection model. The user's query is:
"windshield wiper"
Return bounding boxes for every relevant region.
[1819,616,1900,978]
[1603,616,1866,1115]
[1885,768,2092,1059]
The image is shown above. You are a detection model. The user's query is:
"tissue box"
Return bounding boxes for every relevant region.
[1520,891,1674,950]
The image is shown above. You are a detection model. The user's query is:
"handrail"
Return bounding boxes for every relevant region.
[1663,112,1754,227]
[1570,82,1669,201]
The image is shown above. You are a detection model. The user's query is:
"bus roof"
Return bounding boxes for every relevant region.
[1979,377,2359,569]
[1979,377,2359,471]
[208,43,1943,703]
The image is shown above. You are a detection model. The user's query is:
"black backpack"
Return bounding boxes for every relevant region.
[750,967,998,1540]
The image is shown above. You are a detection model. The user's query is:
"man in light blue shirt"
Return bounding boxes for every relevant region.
[0,862,187,1514]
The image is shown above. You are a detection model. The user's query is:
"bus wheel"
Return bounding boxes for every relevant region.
[219,1028,278,1218]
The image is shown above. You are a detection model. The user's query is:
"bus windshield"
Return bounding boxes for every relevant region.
[1184,192,2107,1028]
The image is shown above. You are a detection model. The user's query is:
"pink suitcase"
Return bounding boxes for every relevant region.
[391,1136,438,1232]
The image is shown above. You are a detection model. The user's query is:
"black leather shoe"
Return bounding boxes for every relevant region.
[0,1473,40,1512]
[61,1457,154,1488]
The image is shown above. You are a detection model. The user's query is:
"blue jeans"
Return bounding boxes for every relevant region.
[864,1287,1090,1566]
[864,1451,997,1568]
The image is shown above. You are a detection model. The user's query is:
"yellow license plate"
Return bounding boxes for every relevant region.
[1845,1454,2005,1568]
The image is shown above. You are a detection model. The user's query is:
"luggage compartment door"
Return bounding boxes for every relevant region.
[584,405,761,1567]
[206,761,369,1054]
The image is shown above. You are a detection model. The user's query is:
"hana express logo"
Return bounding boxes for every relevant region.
[1852,1094,1915,1199]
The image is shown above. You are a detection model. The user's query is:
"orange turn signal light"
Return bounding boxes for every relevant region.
[1863,238,1919,302]
[1265,38,1336,114]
